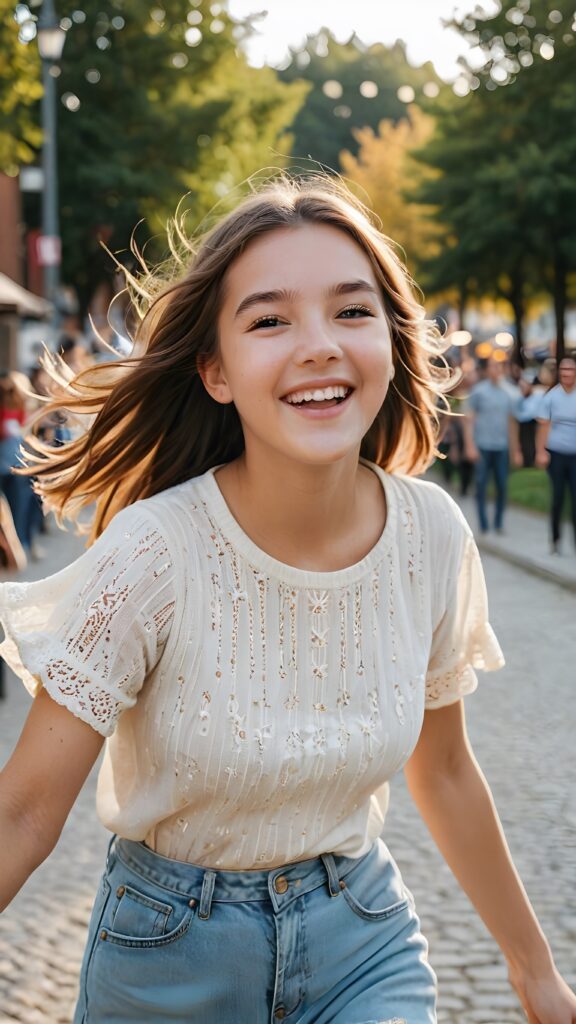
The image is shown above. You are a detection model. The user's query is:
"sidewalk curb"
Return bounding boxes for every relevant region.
[476,535,576,594]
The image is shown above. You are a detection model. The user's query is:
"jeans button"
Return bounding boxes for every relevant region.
[274,1008,286,1020]
[274,876,289,895]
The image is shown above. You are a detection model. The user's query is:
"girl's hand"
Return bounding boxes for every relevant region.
[509,961,576,1023]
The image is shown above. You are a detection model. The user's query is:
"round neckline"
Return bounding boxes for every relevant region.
[195,459,396,588]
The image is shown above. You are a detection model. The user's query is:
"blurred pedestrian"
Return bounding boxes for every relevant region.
[536,354,576,554]
[0,373,34,554]
[1,174,575,1024]
[463,357,523,533]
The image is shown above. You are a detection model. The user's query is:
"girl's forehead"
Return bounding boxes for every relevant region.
[225,222,377,293]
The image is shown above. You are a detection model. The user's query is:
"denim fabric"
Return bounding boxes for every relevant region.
[74,837,437,1024]
[475,448,509,531]
[0,473,33,550]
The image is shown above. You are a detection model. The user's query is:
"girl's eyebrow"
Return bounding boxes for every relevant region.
[234,279,379,319]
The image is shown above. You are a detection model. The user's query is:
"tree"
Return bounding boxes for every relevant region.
[411,85,548,360]
[19,0,307,311]
[278,30,442,173]
[444,0,576,360]
[0,0,42,171]
[340,105,441,277]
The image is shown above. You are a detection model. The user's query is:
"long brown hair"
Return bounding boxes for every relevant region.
[20,172,451,542]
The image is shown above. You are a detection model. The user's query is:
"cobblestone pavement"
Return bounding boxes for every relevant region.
[0,530,575,1023]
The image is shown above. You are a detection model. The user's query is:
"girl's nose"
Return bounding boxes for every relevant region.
[293,324,344,365]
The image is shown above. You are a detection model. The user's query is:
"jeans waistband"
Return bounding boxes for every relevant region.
[112,837,370,918]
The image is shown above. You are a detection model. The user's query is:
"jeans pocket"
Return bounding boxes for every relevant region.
[340,845,411,923]
[102,880,194,948]
[111,884,174,938]
[342,884,409,922]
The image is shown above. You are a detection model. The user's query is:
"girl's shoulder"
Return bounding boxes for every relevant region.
[389,471,469,525]
[386,472,472,554]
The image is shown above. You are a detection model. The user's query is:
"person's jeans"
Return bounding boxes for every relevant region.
[0,473,33,550]
[475,448,509,532]
[74,836,437,1024]
[547,450,576,546]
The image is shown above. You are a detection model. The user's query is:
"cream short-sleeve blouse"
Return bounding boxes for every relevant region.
[0,463,504,869]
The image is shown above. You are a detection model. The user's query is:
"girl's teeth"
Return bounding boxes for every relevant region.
[286,385,349,403]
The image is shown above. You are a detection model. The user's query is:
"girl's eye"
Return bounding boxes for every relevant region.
[248,315,286,330]
[337,304,375,319]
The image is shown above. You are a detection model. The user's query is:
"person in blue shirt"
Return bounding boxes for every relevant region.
[463,358,522,533]
[536,355,576,554]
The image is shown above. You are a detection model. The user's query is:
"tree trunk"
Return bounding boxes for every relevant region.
[552,248,566,363]
[509,271,525,369]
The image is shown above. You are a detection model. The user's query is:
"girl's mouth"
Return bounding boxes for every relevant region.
[282,384,353,412]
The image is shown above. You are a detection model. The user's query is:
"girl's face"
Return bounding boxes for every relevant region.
[205,223,393,469]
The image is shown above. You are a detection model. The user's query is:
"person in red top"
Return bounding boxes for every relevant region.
[0,373,32,552]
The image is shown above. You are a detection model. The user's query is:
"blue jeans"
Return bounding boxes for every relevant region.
[0,473,34,550]
[475,448,509,531]
[74,837,437,1023]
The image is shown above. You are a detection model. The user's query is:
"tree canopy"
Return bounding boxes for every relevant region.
[340,105,440,278]
[1,0,42,171]
[412,0,576,359]
[18,0,307,310]
[278,30,442,172]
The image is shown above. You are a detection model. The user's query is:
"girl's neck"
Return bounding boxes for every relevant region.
[214,450,387,572]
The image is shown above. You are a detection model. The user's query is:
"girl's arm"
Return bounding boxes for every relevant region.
[0,689,104,911]
[404,700,576,1022]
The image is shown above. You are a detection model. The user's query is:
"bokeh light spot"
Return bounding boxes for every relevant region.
[490,64,509,83]
[18,21,36,42]
[453,77,470,96]
[495,332,514,349]
[397,85,415,103]
[322,79,343,99]
[333,104,351,118]
[359,80,378,98]
[450,331,472,347]
[62,92,81,111]
[185,26,202,46]
[539,40,555,59]
[85,68,101,83]
[476,342,494,359]
[423,81,440,98]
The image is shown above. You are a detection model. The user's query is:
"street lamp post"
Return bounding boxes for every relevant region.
[37,0,66,312]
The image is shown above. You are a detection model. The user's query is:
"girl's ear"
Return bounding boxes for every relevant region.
[197,357,234,405]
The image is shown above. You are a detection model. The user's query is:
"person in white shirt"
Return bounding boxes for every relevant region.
[1,174,574,1024]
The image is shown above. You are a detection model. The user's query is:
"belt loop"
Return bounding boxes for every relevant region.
[105,833,117,872]
[198,869,217,920]
[321,853,342,897]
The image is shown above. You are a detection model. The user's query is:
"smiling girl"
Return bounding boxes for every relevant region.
[0,175,574,1024]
